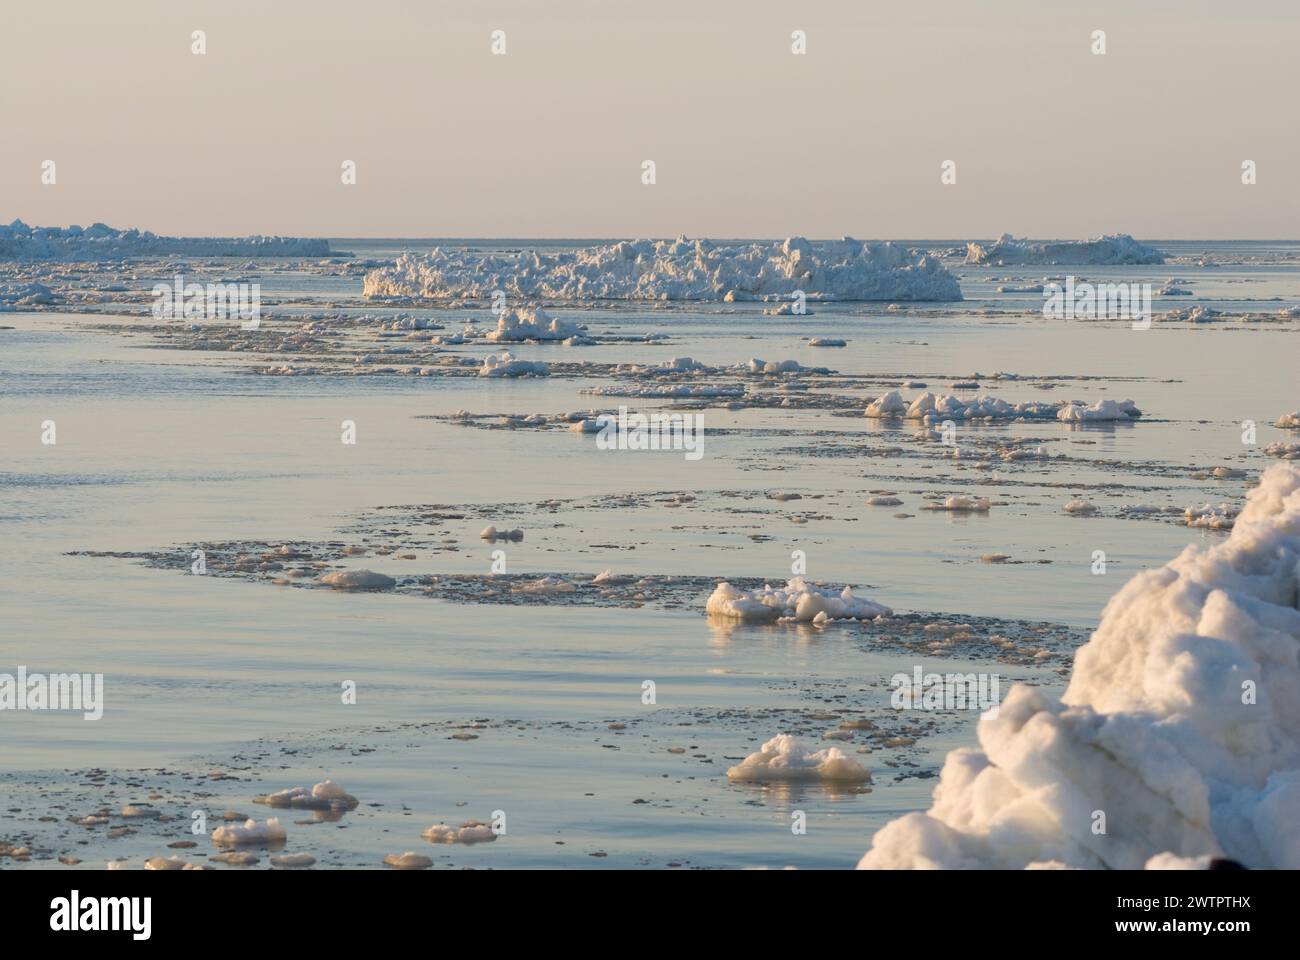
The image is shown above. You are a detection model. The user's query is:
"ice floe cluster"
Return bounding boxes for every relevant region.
[363,236,962,302]
[0,219,331,260]
[706,577,892,624]
[0,280,55,308]
[858,463,1300,870]
[863,390,1141,424]
[965,233,1165,266]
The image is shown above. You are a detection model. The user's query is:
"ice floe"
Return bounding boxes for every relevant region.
[363,236,962,302]
[727,734,871,783]
[484,306,588,344]
[479,526,524,542]
[383,851,433,869]
[862,391,1134,424]
[421,820,498,844]
[270,853,316,868]
[254,780,359,811]
[0,219,330,260]
[1056,399,1142,422]
[706,577,891,623]
[0,280,55,308]
[318,569,396,590]
[212,817,287,846]
[965,233,1165,266]
[479,351,549,378]
[858,463,1300,869]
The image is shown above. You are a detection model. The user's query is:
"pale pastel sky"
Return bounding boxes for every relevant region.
[2,0,1297,239]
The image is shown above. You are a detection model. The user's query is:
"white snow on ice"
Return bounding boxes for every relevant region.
[858,463,1300,870]
[965,233,1165,266]
[363,236,962,302]
[706,577,892,623]
[727,734,872,783]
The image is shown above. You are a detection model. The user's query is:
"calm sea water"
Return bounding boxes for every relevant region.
[1,240,1297,868]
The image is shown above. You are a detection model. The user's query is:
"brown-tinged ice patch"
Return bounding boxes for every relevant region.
[254,780,358,811]
[421,820,498,844]
[383,851,432,869]
[318,569,396,590]
[211,817,287,847]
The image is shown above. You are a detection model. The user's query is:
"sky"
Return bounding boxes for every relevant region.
[2,0,1298,239]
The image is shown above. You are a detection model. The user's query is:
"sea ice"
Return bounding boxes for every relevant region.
[0,280,55,308]
[0,218,330,260]
[727,734,871,783]
[318,569,396,590]
[965,234,1165,266]
[421,820,498,844]
[484,306,586,343]
[270,853,316,867]
[383,852,433,870]
[479,526,523,541]
[212,817,287,847]
[858,463,1300,870]
[1056,399,1142,422]
[363,236,963,302]
[254,780,359,811]
[478,351,549,378]
[706,577,891,622]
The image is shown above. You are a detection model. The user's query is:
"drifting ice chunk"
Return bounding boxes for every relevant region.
[706,577,891,622]
[383,852,432,870]
[255,780,359,811]
[318,569,396,590]
[727,734,871,783]
[1057,399,1142,422]
[422,820,498,844]
[864,390,909,417]
[478,351,549,378]
[212,818,287,846]
[484,306,585,343]
[965,233,1165,265]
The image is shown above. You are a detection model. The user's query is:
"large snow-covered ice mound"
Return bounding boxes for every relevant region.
[0,219,330,260]
[858,463,1300,870]
[363,236,963,302]
[965,233,1165,266]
